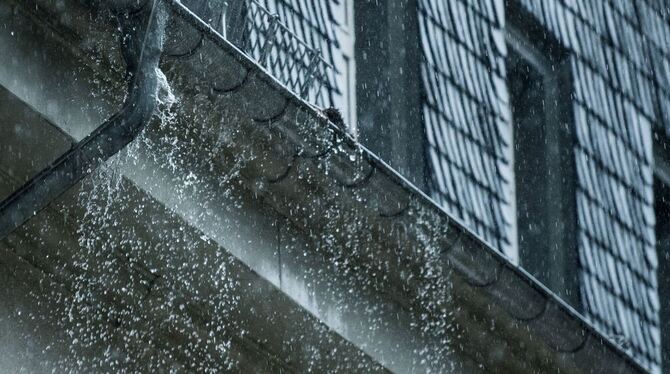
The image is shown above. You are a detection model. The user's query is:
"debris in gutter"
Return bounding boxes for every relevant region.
[321,106,346,131]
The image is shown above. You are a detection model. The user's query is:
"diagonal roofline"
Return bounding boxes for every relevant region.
[2,0,652,371]
[153,1,653,371]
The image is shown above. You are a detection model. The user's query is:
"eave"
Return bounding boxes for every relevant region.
[0,0,649,372]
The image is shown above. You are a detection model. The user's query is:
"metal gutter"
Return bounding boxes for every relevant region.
[153,2,650,372]
[0,0,167,240]
[0,0,652,372]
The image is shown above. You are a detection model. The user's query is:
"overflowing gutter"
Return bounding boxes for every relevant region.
[0,0,651,372]
[159,2,648,372]
[0,0,167,240]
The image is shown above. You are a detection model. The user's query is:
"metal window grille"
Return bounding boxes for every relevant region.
[220,0,335,107]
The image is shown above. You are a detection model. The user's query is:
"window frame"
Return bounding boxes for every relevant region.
[505,3,580,309]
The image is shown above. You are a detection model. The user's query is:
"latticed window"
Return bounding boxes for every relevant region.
[417,0,513,255]
[218,0,355,126]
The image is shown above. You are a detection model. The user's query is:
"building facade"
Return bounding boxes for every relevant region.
[0,0,668,372]
[237,0,668,372]
[416,1,663,371]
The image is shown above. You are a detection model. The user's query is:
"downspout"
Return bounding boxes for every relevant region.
[0,0,168,239]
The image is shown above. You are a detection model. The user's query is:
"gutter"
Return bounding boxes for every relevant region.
[0,1,652,372]
[152,3,650,372]
[0,0,167,239]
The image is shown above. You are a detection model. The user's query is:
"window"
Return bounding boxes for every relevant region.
[330,0,356,132]
[220,0,351,118]
[506,2,579,308]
